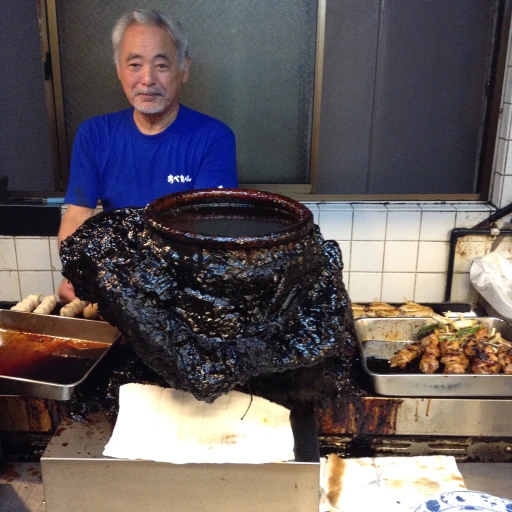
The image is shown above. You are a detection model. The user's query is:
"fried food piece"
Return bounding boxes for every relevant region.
[83,303,99,320]
[367,302,401,317]
[419,333,441,373]
[368,302,395,311]
[60,298,87,318]
[33,294,57,315]
[472,342,501,374]
[440,339,469,374]
[351,304,367,319]
[11,294,42,312]
[390,342,424,369]
[399,301,434,318]
[498,345,512,375]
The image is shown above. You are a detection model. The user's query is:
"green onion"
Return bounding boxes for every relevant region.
[415,323,441,340]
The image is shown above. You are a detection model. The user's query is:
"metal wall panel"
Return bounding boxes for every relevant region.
[316,0,380,194]
[56,0,317,185]
[369,0,497,194]
[316,0,498,194]
[0,1,54,191]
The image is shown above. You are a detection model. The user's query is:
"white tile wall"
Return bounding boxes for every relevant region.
[386,211,422,240]
[352,210,387,240]
[348,273,382,302]
[0,237,17,270]
[350,241,384,272]
[383,242,418,272]
[417,242,449,273]
[318,204,353,240]
[414,273,446,303]
[419,211,456,241]
[15,238,51,270]
[19,271,55,298]
[0,271,21,301]
[381,273,416,302]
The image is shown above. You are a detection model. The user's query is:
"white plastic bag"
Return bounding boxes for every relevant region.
[470,252,512,319]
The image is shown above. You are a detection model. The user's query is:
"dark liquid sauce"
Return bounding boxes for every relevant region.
[0,330,110,384]
[366,357,446,374]
[159,204,296,237]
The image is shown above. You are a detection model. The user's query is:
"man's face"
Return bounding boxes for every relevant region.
[116,24,190,116]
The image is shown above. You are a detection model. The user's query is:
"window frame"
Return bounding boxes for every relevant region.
[35,0,511,202]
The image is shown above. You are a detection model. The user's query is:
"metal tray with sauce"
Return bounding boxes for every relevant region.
[0,309,120,400]
[355,317,512,397]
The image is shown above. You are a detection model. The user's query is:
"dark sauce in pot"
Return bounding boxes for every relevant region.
[0,330,110,384]
[159,204,296,237]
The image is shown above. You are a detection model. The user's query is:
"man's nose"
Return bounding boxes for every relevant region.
[141,65,156,85]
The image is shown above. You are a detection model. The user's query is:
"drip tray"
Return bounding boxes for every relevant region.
[0,309,119,400]
[41,412,320,512]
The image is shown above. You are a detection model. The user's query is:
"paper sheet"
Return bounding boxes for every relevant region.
[319,454,466,512]
[103,383,295,464]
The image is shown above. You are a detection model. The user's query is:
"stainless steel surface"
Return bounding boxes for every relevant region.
[0,310,119,400]
[458,463,512,500]
[355,317,512,397]
[320,435,512,462]
[41,416,320,512]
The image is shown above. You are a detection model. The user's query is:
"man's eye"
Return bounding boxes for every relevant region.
[156,64,169,70]
[128,63,141,69]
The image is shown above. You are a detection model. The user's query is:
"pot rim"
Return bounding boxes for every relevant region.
[143,188,314,248]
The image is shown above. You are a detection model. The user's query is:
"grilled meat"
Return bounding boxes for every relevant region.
[419,333,441,374]
[440,338,469,374]
[390,342,424,369]
[471,342,501,374]
[498,345,512,375]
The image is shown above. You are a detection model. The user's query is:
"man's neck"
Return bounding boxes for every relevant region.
[132,104,180,135]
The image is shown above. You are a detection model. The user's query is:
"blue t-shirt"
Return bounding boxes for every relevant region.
[64,104,238,211]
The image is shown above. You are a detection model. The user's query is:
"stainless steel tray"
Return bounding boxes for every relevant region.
[355,316,512,397]
[0,309,119,400]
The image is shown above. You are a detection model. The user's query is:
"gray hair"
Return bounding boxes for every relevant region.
[112,9,189,69]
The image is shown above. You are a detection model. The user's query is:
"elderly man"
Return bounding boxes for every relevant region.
[58,9,238,301]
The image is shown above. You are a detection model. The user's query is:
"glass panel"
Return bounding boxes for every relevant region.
[56,1,317,184]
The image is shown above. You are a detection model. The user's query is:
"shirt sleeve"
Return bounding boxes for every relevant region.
[64,122,100,208]
[193,126,238,189]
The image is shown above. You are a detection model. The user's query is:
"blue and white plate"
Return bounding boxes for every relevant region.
[414,491,512,512]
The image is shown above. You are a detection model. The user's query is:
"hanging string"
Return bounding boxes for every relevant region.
[240,383,253,420]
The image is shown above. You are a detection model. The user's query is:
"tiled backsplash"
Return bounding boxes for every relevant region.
[0,202,498,305]
[305,201,496,304]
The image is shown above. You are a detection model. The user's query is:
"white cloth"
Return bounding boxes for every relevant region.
[103,384,294,464]
[470,252,512,318]
[319,455,466,512]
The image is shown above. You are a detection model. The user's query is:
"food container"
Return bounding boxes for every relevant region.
[355,317,512,397]
[0,309,119,400]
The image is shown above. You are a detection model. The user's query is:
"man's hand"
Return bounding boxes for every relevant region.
[58,278,76,303]
[57,204,95,302]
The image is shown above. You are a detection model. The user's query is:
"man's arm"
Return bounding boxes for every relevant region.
[58,205,95,247]
[57,205,95,302]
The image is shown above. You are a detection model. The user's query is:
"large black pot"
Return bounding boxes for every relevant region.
[60,189,355,404]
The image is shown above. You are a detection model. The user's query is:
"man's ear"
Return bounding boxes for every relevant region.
[116,66,121,81]
[182,56,191,84]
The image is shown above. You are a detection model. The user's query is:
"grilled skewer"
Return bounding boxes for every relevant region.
[419,333,441,374]
[498,345,512,374]
[471,342,501,374]
[440,338,469,374]
[390,342,424,369]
